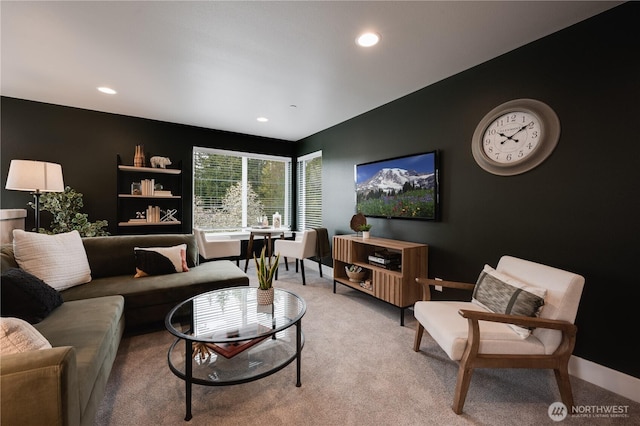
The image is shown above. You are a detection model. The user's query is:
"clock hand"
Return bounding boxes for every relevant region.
[499,122,533,144]
[499,132,517,144]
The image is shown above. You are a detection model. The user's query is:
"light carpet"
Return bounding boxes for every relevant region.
[96,263,639,425]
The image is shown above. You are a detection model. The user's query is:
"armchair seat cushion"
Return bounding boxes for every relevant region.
[413,300,545,361]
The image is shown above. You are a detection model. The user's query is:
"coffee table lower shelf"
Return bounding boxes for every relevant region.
[167,326,304,421]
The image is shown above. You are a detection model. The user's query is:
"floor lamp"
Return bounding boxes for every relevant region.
[5,160,65,231]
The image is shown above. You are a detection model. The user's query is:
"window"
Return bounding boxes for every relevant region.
[297,151,322,230]
[193,147,292,230]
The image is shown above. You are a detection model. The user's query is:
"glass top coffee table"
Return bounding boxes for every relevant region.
[165,286,306,421]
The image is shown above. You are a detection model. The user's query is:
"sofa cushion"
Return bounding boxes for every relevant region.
[1,268,63,324]
[0,317,52,354]
[472,264,546,338]
[81,234,199,279]
[134,244,189,277]
[1,244,19,272]
[62,260,249,329]
[12,229,91,291]
[34,295,125,418]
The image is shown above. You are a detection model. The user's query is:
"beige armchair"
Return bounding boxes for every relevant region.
[413,256,585,414]
[194,228,241,265]
[274,229,317,285]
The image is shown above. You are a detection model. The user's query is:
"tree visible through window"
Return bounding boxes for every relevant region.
[193,148,291,230]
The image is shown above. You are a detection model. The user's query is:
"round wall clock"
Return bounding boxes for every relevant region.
[471,99,560,176]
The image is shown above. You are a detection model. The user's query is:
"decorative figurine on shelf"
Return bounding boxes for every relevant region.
[131,182,142,195]
[161,208,178,222]
[134,145,145,167]
[150,156,172,168]
[135,211,146,219]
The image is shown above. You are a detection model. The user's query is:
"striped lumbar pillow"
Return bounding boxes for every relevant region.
[472,264,546,338]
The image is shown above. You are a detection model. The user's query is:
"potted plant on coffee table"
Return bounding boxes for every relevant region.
[254,246,280,305]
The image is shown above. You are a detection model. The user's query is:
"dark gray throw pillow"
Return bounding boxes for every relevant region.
[1,268,64,324]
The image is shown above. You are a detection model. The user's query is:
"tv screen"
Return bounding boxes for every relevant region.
[355,151,439,221]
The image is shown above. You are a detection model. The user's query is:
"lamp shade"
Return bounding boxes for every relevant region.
[5,160,65,192]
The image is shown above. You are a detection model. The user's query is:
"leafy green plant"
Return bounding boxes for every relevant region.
[254,246,280,290]
[29,186,110,237]
[357,223,372,232]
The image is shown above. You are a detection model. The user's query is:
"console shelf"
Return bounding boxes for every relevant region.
[332,235,428,325]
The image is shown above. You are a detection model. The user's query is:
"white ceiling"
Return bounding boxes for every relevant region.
[1,1,620,142]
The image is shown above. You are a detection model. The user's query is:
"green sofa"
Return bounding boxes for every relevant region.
[1,233,249,426]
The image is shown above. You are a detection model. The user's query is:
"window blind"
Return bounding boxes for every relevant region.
[297,151,322,230]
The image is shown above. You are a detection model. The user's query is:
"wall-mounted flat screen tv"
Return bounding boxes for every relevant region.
[355,150,440,221]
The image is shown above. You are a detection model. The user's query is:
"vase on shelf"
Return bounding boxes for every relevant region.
[362,231,370,239]
[134,145,145,167]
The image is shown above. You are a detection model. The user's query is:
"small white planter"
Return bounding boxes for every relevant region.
[257,287,274,305]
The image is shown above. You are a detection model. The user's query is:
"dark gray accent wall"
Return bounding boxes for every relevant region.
[1,99,296,234]
[298,3,639,378]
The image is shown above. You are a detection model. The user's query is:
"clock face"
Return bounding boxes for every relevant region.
[482,111,541,164]
[471,99,560,176]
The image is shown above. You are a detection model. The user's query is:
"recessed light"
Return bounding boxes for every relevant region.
[97,86,117,95]
[356,32,380,47]
[257,117,269,123]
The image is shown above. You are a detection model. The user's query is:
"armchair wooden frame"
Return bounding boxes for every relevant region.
[414,278,578,414]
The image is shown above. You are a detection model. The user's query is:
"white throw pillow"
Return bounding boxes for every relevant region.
[0,317,52,355]
[12,229,92,291]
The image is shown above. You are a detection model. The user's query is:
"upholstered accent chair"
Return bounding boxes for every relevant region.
[274,229,318,285]
[413,256,585,414]
[194,228,241,265]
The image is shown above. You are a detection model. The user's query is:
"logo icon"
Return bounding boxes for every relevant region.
[548,402,568,422]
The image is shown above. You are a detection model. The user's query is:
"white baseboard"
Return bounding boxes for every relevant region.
[569,356,640,404]
[306,261,640,404]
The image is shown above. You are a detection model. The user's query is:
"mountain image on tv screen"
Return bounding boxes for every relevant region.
[355,151,438,220]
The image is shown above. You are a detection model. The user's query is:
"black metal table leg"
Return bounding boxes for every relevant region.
[185,339,193,421]
[244,234,255,272]
[296,319,302,387]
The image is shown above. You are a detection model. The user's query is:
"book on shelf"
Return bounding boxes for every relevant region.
[140,179,155,196]
[154,190,172,196]
[146,205,161,222]
[128,218,147,223]
[198,323,272,359]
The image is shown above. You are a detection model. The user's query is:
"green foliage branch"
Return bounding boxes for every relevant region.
[29,186,110,237]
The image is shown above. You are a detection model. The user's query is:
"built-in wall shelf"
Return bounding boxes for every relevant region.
[118,194,181,199]
[116,154,183,234]
[118,164,181,175]
[118,221,182,227]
